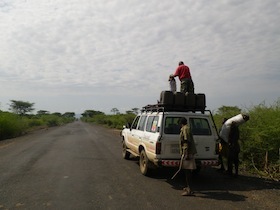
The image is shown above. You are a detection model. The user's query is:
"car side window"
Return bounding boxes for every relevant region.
[131,116,140,129]
[138,116,147,131]
[190,118,212,135]
[146,116,159,133]
[164,117,181,134]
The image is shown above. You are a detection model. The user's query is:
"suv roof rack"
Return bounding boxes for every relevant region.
[141,103,206,113]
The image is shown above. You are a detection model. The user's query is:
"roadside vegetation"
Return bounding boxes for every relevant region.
[0,100,76,140]
[212,101,280,181]
[80,109,136,130]
[81,100,280,181]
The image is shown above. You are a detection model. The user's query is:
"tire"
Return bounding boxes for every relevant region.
[139,150,150,176]
[122,141,130,159]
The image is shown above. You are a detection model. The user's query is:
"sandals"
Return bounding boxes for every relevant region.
[181,187,195,196]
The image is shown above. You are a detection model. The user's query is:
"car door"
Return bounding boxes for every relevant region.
[189,117,217,159]
[143,115,159,158]
[133,115,147,150]
[127,116,140,152]
[127,115,147,153]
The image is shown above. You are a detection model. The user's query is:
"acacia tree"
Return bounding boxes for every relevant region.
[63,112,76,118]
[126,110,134,114]
[37,110,50,115]
[131,108,139,115]
[111,108,120,115]
[9,100,35,115]
[82,110,104,118]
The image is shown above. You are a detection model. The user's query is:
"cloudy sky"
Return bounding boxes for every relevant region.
[0,0,279,114]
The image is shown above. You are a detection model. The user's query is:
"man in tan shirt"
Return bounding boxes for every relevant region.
[179,117,197,196]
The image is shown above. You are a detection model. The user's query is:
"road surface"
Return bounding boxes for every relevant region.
[0,121,279,210]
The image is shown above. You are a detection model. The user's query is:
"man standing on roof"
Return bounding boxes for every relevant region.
[172,61,194,94]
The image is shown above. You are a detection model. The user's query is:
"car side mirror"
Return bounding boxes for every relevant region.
[126,123,131,129]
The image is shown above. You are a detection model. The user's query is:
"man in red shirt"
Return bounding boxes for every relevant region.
[172,61,194,93]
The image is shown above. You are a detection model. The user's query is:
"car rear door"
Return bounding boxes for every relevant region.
[160,116,182,159]
[189,117,218,159]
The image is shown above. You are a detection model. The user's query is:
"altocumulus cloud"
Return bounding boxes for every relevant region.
[0,0,279,113]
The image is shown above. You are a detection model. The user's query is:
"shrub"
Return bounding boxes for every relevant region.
[41,115,62,127]
[213,100,280,180]
[81,113,136,130]
[0,112,27,140]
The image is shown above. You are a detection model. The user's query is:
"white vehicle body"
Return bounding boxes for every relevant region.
[121,108,219,175]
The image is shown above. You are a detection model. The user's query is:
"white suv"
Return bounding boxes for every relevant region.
[121,105,219,176]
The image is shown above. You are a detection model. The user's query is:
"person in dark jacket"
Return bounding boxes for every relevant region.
[218,118,228,171]
[227,121,240,177]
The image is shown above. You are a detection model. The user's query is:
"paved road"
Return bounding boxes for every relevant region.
[0,121,279,210]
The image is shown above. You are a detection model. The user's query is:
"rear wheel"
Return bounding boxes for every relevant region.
[122,141,130,159]
[139,150,150,176]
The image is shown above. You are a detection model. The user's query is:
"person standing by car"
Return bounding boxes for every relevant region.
[218,118,228,172]
[179,117,197,196]
[172,61,194,93]
[227,121,240,177]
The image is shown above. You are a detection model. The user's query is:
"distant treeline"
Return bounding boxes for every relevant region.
[0,111,76,140]
[0,100,76,140]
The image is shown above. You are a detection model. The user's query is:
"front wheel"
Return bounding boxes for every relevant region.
[122,141,130,159]
[139,150,150,176]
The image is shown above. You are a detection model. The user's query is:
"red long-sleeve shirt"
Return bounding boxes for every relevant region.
[173,65,191,81]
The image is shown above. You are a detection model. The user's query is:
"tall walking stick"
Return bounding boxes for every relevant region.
[171,154,185,179]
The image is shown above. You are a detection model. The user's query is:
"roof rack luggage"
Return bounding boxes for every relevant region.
[142,91,206,113]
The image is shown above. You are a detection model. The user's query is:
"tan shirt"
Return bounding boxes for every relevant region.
[179,124,197,155]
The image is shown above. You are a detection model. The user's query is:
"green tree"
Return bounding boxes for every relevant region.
[111,108,120,115]
[82,110,104,118]
[37,110,50,115]
[9,100,35,115]
[52,112,62,116]
[63,112,75,118]
[131,108,139,115]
